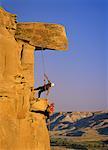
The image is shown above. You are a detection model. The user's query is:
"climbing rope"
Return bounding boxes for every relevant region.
[41,47,46,82]
[36,48,56,131]
[35,51,39,86]
[41,47,49,98]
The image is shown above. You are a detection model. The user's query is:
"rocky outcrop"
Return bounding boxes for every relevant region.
[0,8,68,150]
[70,111,93,122]
[15,23,68,50]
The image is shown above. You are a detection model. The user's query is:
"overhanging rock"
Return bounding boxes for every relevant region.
[15,22,68,50]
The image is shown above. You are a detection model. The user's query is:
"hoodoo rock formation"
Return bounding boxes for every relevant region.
[0,8,68,150]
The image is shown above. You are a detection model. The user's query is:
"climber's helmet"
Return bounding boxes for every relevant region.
[51,83,55,87]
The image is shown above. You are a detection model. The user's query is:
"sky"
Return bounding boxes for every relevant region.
[1,0,108,112]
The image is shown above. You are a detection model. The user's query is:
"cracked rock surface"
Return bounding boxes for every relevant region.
[0,8,68,150]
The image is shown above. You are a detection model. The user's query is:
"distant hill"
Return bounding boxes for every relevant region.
[48,111,108,139]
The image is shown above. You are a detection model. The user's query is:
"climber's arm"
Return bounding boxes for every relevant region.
[44,73,51,84]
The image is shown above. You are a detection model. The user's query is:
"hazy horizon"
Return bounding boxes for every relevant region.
[1,0,108,112]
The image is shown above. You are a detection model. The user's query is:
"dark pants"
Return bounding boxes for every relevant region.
[36,86,46,98]
[31,110,50,120]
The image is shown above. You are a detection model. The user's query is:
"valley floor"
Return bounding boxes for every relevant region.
[50,136,108,150]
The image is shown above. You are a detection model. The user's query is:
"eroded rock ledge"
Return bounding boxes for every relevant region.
[0,8,68,150]
[15,22,68,50]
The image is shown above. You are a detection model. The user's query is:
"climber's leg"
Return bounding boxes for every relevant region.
[38,90,41,98]
[45,110,50,120]
[35,86,42,90]
[38,89,45,98]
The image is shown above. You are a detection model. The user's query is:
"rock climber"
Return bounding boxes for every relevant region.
[31,102,55,120]
[34,74,55,98]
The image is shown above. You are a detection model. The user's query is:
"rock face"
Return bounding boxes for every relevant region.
[0,8,68,150]
[15,23,68,50]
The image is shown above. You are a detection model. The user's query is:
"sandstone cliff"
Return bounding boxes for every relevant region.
[0,8,68,150]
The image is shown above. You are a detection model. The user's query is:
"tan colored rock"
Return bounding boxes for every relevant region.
[15,22,68,50]
[31,98,49,111]
[17,41,35,86]
[29,98,50,150]
[0,8,16,35]
[0,8,68,150]
[0,28,22,82]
